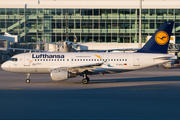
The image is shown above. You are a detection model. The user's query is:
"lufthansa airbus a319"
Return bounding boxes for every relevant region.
[1,22,177,84]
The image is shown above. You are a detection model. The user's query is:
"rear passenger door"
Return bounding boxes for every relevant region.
[133,54,140,66]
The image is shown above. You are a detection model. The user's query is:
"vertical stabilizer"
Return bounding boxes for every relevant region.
[137,22,174,53]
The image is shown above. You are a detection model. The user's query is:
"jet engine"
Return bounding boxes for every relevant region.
[50,69,76,81]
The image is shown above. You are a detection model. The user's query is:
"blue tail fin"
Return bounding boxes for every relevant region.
[137,22,174,54]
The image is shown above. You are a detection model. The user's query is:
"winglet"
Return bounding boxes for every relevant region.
[137,22,174,54]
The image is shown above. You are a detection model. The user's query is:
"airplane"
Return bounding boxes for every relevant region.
[1,22,177,84]
[40,40,78,52]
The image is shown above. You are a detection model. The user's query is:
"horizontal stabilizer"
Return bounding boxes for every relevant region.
[153,57,172,60]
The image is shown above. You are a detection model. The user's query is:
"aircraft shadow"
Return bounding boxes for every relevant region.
[88,76,180,84]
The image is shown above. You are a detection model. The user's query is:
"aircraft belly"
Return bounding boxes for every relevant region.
[6,67,50,73]
[31,68,50,73]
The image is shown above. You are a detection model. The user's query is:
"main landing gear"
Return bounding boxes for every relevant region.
[82,74,89,84]
[26,73,31,83]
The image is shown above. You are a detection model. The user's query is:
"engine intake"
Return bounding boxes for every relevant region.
[50,69,76,81]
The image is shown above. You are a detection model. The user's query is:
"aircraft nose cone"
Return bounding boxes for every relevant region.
[1,62,9,71]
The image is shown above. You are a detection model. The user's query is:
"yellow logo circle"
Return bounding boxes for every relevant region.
[155,31,169,45]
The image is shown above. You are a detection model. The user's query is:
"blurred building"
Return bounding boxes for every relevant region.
[0,0,180,49]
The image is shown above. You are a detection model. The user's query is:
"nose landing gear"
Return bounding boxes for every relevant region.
[26,73,31,83]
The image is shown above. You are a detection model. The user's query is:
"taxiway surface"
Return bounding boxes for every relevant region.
[0,66,180,120]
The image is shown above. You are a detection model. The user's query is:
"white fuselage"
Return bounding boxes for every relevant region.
[1,52,177,75]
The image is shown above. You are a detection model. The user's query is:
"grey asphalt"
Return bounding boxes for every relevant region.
[0,65,180,120]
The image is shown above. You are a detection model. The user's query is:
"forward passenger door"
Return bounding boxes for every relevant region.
[24,55,30,66]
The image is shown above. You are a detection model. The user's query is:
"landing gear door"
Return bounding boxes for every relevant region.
[133,55,140,66]
[24,54,30,66]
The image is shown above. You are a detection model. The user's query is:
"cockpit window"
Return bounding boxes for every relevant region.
[10,58,18,61]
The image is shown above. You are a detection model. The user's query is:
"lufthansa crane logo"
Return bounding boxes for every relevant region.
[155,31,169,45]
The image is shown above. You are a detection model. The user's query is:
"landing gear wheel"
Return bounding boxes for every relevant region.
[26,73,31,83]
[26,79,30,83]
[82,77,89,84]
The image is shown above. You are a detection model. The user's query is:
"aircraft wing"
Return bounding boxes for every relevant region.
[55,62,103,74]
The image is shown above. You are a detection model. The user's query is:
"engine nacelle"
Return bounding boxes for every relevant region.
[50,69,76,81]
